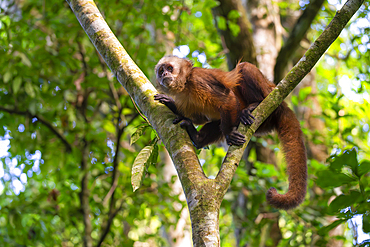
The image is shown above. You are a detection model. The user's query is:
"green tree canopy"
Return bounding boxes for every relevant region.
[0,0,369,246]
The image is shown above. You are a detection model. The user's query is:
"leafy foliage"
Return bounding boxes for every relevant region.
[0,0,369,246]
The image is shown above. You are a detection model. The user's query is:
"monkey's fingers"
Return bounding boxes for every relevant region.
[154,94,172,104]
[153,94,162,100]
[226,131,246,146]
[240,108,255,125]
[173,116,185,124]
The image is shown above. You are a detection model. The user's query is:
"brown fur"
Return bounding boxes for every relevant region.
[155,56,307,210]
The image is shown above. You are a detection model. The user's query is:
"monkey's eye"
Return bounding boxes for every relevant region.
[167,65,173,73]
[158,68,164,76]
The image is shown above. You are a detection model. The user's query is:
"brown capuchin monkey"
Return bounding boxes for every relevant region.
[154,55,307,210]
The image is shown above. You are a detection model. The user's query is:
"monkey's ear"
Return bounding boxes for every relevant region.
[180,58,193,76]
[184,58,194,66]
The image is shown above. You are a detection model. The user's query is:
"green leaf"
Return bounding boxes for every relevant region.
[131,144,155,192]
[316,170,356,188]
[318,219,347,235]
[228,22,241,37]
[28,101,37,115]
[329,190,361,213]
[216,16,227,31]
[298,86,312,101]
[150,128,158,140]
[25,81,35,98]
[149,142,159,167]
[3,70,12,83]
[130,124,150,145]
[18,52,32,67]
[358,239,370,247]
[254,162,278,177]
[357,160,370,178]
[363,213,370,233]
[12,76,22,94]
[291,95,298,106]
[329,148,358,173]
[103,120,116,134]
[227,10,240,20]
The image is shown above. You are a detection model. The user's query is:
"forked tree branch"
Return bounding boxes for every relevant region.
[66,0,364,245]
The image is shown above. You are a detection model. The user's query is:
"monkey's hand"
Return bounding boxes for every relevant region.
[154,94,179,116]
[226,129,246,146]
[240,107,256,125]
[173,116,186,124]
[178,117,194,128]
[179,118,203,149]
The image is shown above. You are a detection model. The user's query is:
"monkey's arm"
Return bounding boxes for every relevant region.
[154,93,235,148]
[154,94,186,124]
[176,90,246,148]
[154,94,179,114]
[179,119,223,149]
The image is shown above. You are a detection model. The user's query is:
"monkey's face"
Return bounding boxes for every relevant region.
[157,64,175,87]
[156,63,184,94]
[155,56,192,94]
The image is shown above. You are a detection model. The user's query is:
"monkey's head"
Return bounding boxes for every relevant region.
[155,56,193,94]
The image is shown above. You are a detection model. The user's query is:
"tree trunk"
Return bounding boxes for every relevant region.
[163,151,192,246]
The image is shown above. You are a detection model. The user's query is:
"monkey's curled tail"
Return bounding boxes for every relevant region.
[266,106,307,210]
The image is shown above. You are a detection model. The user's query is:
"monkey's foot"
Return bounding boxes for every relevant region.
[226,131,246,146]
[240,108,255,125]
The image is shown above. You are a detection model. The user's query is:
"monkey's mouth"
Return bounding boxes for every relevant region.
[161,77,174,88]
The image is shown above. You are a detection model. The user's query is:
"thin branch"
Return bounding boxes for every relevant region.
[98,112,139,247]
[79,138,93,247]
[217,0,365,187]
[274,0,325,83]
[102,107,125,207]
[77,35,89,75]
[95,45,122,110]
[96,200,125,247]
[97,124,123,246]
[0,106,72,152]
[105,114,140,201]
[108,81,121,110]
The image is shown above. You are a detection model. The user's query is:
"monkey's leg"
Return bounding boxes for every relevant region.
[220,108,246,146]
[180,119,223,149]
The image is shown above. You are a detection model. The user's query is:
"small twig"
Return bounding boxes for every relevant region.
[77,36,89,75]
[96,200,125,247]
[79,138,93,247]
[102,112,139,206]
[130,96,150,126]
[97,107,128,246]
